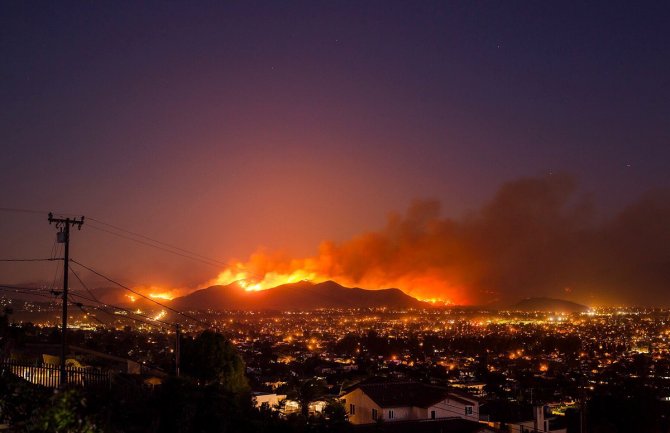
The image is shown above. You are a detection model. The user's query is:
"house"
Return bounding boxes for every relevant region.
[450,381,487,397]
[506,406,567,433]
[353,418,498,433]
[482,404,567,433]
[252,392,286,410]
[341,381,480,425]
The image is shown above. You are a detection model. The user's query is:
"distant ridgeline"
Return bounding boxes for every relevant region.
[512,297,589,313]
[170,280,429,311]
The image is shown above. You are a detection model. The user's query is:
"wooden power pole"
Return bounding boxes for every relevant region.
[175,324,181,377]
[48,212,84,387]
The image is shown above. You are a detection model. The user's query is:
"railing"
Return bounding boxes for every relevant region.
[0,358,112,388]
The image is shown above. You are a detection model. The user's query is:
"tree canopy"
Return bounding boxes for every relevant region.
[182,330,249,393]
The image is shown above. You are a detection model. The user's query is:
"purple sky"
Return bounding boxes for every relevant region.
[1,2,669,304]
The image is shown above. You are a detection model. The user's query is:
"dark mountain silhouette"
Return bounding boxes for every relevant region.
[171,280,428,310]
[512,297,589,313]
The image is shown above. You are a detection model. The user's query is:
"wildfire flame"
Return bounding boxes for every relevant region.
[131,285,182,302]
[418,297,453,306]
[136,201,480,304]
[212,265,319,292]
[206,244,466,304]
[149,292,175,301]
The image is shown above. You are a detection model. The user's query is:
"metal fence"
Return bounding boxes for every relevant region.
[0,358,111,388]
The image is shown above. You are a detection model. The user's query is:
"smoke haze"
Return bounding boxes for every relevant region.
[211,174,670,306]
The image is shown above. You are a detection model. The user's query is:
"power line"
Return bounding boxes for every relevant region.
[69,267,99,303]
[86,223,224,268]
[49,243,63,291]
[68,302,171,373]
[0,285,60,301]
[72,302,108,327]
[68,291,176,329]
[0,285,53,292]
[67,269,179,328]
[0,286,172,370]
[69,296,174,331]
[1,207,230,271]
[66,273,184,377]
[0,207,46,215]
[69,259,210,328]
[3,210,219,329]
[48,212,85,387]
[0,207,81,217]
[87,217,228,266]
[0,258,59,262]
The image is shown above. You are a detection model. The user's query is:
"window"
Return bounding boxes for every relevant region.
[372,408,378,420]
[465,406,473,416]
[431,410,436,419]
[388,410,394,419]
[349,404,355,415]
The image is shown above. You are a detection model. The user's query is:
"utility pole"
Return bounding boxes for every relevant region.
[48,212,84,387]
[578,373,587,433]
[175,324,181,377]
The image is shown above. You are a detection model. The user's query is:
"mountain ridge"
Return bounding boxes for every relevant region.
[171,280,428,310]
[512,297,589,313]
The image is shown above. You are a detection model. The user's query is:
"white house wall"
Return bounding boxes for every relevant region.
[341,388,480,425]
[380,406,412,422]
[426,398,479,421]
[341,389,380,424]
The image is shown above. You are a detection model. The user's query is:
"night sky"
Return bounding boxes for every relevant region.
[2,2,669,305]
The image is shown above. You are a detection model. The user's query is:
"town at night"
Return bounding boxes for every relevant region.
[2,1,670,432]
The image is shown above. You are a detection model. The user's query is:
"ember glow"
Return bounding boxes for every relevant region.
[149,292,175,301]
[114,176,670,307]
[152,310,167,321]
[208,248,465,304]
[134,285,184,302]
[214,266,318,292]
[199,176,670,307]
[203,201,476,304]
[418,297,453,306]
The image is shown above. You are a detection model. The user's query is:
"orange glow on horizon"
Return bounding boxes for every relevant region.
[418,297,453,306]
[212,266,319,292]
[129,285,183,302]
[149,292,175,301]
[204,249,467,304]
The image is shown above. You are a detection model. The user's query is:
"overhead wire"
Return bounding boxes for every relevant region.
[0,258,58,262]
[69,296,173,331]
[0,284,172,335]
[0,207,46,215]
[68,269,180,328]
[49,235,58,261]
[69,267,100,303]
[0,207,81,217]
[1,207,229,272]
[87,217,228,266]
[85,223,223,268]
[71,302,108,327]
[68,291,176,328]
[67,301,171,373]
[0,210,184,374]
[2,207,219,328]
[49,243,63,291]
[0,285,60,301]
[0,283,172,330]
[69,259,209,328]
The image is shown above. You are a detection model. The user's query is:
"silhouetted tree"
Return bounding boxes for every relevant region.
[27,389,101,433]
[182,330,249,393]
[289,378,328,418]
